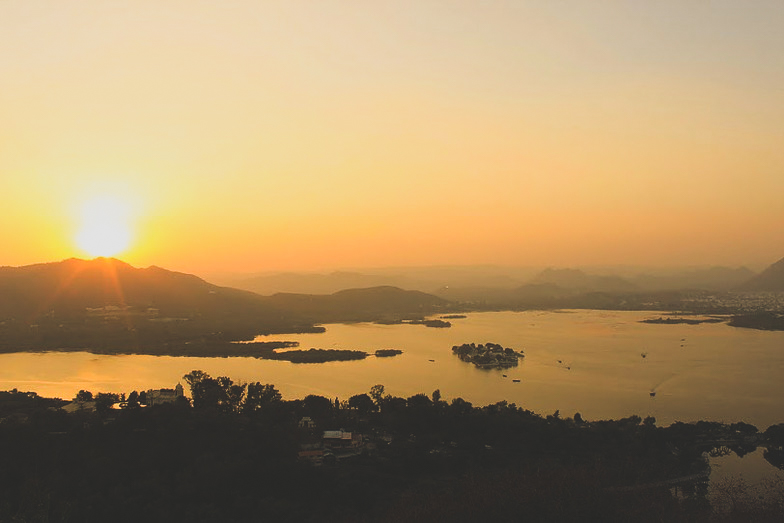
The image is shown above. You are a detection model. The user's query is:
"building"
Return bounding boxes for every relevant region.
[298,416,317,430]
[322,429,363,449]
[146,383,184,406]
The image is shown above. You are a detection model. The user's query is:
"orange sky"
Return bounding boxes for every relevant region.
[1,2,783,274]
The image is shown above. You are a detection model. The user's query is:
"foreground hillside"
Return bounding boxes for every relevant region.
[2,377,783,522]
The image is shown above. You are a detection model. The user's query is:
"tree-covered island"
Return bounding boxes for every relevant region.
[641,316,726,325]
[374,349,403,357]
[452,342,524,369]
[375,318,452,328]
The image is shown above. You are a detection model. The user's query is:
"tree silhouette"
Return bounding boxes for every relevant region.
[244,382,281,414]
[348,393,376,415]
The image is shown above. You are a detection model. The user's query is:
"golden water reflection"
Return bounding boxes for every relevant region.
[1,310,783,429]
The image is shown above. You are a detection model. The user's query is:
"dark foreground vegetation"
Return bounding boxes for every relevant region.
[2,374,784,522]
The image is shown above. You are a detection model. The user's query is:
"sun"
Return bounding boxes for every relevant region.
[75,195,134,258]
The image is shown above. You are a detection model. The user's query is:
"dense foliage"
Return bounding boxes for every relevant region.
[1,375,783,522]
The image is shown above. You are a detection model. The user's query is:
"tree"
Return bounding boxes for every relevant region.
[407,393,432,410]
[218,376,246,414]
[94,392,119,414]
[75,390,93,402]
[303,395,333,422]
[125,391,140,409]
[369,384,385,406]
[431,389,442,404]
[244,383,281,414]
[348,393,376,416]
[450,397,473,416]
[183,370,210,397]
[184,370,226,411]
[766,424,784,449]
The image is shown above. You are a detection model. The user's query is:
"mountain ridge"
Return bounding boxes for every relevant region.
[738,257,784,292]
[0,258,449,346]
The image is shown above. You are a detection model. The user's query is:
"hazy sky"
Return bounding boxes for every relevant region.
[2,1,782,274]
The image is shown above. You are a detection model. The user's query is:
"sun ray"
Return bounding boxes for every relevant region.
[28,258,136,342]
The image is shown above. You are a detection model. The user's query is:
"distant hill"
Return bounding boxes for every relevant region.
[738,257,784,292]
[269,286,448,323]
[227,271,401,296]
[529,268,638,293]
[434,265,761,304]
[632,266,756,292]
[215,265,540,296]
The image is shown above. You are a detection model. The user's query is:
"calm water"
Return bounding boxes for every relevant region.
[2,309,783,428]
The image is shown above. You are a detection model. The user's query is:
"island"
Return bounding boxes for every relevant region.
[452,342,524,369]
[375,318,452,328]
[255,347,403,363]
[641,316,725,325]
[260,348,368,363]
[374,349,403,357]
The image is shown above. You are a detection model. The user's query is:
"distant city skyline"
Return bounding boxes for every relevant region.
[2,1,782,274]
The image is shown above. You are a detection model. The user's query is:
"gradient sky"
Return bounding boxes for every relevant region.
[2,1,782,274]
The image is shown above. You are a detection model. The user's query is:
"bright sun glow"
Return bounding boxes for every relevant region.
[75,195,134,257]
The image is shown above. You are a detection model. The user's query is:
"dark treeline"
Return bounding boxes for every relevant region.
[728,312,784,331]
[2,375,784,522]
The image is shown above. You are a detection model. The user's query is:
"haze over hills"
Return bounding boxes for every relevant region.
[219,264,761,306]
[213,265,539,296]
[529,268,638,293]
[631,266,757,292]
[738,257,784,292]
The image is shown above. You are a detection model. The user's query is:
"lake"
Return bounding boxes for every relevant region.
[4,309,784,487]
[3,309,783,428]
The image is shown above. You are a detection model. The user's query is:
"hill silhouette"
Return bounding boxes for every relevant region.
[0,258,449,353]
[0,257,272,320]
[270,286,448,322]
[738,257,784,292]
[227,270,401,295]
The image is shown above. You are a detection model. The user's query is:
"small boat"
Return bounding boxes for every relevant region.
[502,374,507,378]
[428,359,435,362]
[512,379,521,383]
[650,391,656,397]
